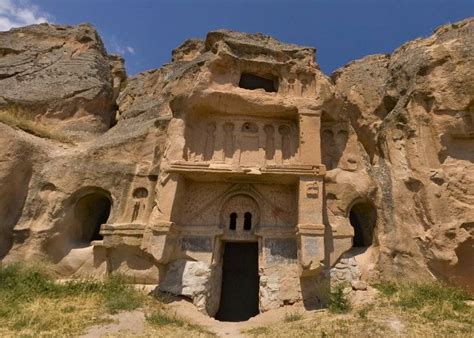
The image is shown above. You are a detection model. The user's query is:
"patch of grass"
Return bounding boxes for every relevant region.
[357,304,373,319]
[146,310,186,327]
[0,263,145,335]
[372,281,473,327]
[102,274,145,314]
[373,281,398,296]
[145,308,214,336]
[328,285,351,314]
[0,108,74,144]
[284,312,304,322]
[247,326,270,336]
[395,283,471,322]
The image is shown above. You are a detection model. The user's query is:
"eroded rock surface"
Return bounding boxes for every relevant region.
[0,23,125,139]
[333,18,474,291]
[0,19,472,318]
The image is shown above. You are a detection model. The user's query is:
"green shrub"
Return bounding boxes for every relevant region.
[328,285,351,314]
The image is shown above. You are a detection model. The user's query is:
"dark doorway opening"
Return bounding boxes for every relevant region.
[74,193,111,245]
[239,73,278,92]
[215,242,259,322]
[349,201,376,247]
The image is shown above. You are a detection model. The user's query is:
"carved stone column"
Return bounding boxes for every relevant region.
[298,108,321,165]
[296,107,325,276]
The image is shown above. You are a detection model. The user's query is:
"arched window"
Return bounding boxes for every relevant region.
[244,212,252,231]
[229,212,237,230]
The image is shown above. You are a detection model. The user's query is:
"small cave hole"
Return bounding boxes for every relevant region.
[133,187,149,199]
[239,73,278,92]
[349,201,376,247]
[244,212,252,231]
[229,212,237,230]
[242,122,258,133]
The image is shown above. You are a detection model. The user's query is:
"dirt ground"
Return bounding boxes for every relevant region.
[81,300,312,338]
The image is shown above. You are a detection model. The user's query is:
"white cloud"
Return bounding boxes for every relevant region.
[0,0,50,31]
[108,38,136,56]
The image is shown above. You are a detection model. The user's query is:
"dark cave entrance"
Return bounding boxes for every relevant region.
[215,242,260,322]
[74,192,111,245]
[349,201,376,247]
[239,73,278,92]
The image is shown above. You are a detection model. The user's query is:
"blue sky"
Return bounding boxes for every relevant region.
[1,0,473,76]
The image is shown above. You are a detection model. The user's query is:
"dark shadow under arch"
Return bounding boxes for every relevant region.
[74,192,111,245]
[229,212,237,230]
[244,212,252,230]
[349,201,376,247]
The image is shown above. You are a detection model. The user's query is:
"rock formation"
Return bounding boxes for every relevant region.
[0,18,472,320]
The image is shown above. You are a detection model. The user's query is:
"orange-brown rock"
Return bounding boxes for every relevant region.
[0,18,472,321]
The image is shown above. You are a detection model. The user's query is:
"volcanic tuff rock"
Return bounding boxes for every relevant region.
[0,18,472,308]
[333,18,474,290]
[0,23,125,140]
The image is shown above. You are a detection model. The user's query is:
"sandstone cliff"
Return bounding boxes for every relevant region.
[332,18,474,291]
[0,19,472,296]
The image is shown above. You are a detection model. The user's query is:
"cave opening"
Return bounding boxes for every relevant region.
[74,192,111,245]
[349,201,376,247]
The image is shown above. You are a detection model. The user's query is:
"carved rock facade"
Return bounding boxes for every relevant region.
[0,19,473,320]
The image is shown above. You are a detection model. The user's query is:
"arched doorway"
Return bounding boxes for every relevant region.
[216,193,260,321]
[74,192,111,245]
[349,201,376,247]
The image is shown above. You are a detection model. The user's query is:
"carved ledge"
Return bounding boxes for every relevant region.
[297,223,325,236]
[101,223,146,236]
[101,223,147,248]
[167,161,326,177]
